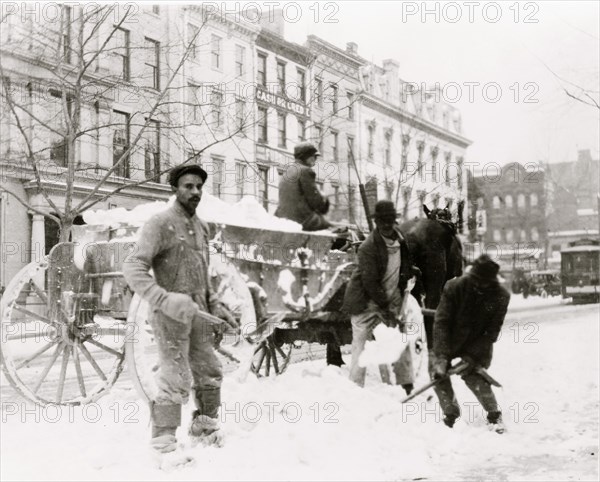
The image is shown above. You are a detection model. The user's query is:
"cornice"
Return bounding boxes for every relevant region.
[360,93,472,148]
[305,36,365,69]
[256,30,313,65]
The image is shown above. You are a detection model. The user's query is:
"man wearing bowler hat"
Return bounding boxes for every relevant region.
[275,141,332,231]
[123,164,239,454]
[431,254,510,433]
[342,200,418,394]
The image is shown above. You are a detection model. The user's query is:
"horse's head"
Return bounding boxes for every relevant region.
[423,204,452,222]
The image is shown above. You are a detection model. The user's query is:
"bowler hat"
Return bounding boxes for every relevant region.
[469,255,500,282]
[294,142,320,161]
[373,200,399,221]
[168,164,208,187]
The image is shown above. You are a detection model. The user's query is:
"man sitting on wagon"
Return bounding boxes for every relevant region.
[275,141,332,231]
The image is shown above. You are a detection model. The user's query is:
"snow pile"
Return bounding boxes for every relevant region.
[83,194,303,232]
[1,305,598,481]
[359,324,409,366]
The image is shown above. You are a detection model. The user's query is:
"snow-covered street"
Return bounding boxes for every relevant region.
[1,298,598,481]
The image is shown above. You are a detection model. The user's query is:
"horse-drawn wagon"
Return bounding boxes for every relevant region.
[1,199,455,407]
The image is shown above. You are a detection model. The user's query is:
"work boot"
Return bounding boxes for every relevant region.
[150,404,182,453]
[487,411,506,434]
[189,411,224,447]
[442,415,457,428]
[401,383,414,396]
[151,426,178,454]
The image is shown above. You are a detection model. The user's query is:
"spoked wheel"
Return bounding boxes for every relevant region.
[0,261,127,405]
[251,332,293,377]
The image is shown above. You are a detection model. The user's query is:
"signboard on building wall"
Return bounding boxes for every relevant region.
[476,209,487,235]
[255,88,311,118]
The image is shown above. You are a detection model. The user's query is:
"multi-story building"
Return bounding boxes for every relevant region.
[545,149,599,258]
[0,4,472,289]
[467,162,547,271]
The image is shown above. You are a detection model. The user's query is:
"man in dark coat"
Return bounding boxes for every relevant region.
[431,254,510,432]
[342,201,418,393]
[275,141,331,231]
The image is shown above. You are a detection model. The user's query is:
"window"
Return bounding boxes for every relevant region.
[367,124,375,160]
[315,126,323,153]
[258,166,269,210]
[277,112,286,148]
[401,134,410,169]
[477,197,484,209]
[257,52,267,87]
[347,92,354,120]
[236,161,246,199]
[417,142,425,174]
[144,120,160,180]
[112,111,130,178]
[517,193,525,208]
[330,83,338,113]
[505,194,513,208]
[61,5,72,64]
[297,68,306,102]
[257,106,268,143]
[385,131,392,166]
[315,77,323,107]
[444,152,452,186]
[520,228,527,241]
[332,184,340,209]
[187,83,200,121]
[418,191,427,217]
[211,90,223,128]
[433,194,440,209]
[211,157,223,197]
[235,45,245,77]
[493,229,501,242]
[530,193,538,207]
[430,147,439,182]
[297,118,306,142]
[211,34,221,69]
[385,181,394,201]
[235,98,245,131]
[144,38,160,89]
[347,135,355,164]
[402,188,411,217]
[493,195,501,209]
[506,229,514,243]
[531,227,539,241]
[113,27,130,81]
[49,90,72,167]
[457,157,464,190]
[277,61,286,95]
[188,24,199,60]
[331,130,338,163]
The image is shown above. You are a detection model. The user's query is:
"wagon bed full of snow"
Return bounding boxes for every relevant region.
[0,219,358,406]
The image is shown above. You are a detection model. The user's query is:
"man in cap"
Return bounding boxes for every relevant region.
[342,200,418,393]
[275,141,332,231]
[123,163,239,454]
[431,254,510,433]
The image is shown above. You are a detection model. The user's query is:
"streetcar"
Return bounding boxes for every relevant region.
[560,239,600,303]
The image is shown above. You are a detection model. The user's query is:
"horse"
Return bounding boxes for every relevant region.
[399,204,464,348]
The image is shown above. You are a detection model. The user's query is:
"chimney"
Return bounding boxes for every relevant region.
[256,8,285,36]
[578,149,592,163]
[382,59,399,73]
[346,42,358,55]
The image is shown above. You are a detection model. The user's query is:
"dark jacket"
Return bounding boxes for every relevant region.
[274,160,330,231]
[433,274,510,368]
[342,226,413,314]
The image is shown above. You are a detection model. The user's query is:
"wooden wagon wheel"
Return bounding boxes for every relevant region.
[125,253,258,403]
[250,331,293,377]
[0,261,127,406]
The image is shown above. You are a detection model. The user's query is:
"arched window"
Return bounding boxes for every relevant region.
[493,195,501,209]
[520,229,527,241]
[493,229,501,242]
[530,193,538,207]
[477,197,484,209]
[517,193,526,208]
[531,227,539,241]
[505,195,513,208]
[506,229,514,243]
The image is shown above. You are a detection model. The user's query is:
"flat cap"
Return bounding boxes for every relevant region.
[293,142,320,161]
[168,164,207,187]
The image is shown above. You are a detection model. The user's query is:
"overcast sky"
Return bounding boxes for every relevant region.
[272,1,599,167]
